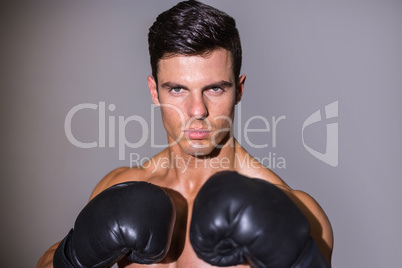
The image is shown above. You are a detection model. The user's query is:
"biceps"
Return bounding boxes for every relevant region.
[290,190,334,261]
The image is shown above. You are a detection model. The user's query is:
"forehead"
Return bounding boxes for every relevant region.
[157,49,234,84]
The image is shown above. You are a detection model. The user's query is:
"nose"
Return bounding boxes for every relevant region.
[188,92,208,119]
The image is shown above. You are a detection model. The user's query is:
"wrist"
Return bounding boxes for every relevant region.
[53,229,81,268]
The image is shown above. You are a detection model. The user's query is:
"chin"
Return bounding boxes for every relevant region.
[178,134,232,157]
[184,147,213,157]
[181,142,215,157]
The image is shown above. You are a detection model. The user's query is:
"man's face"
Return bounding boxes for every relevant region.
[148,49,245,157]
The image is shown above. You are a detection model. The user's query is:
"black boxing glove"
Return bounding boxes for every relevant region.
[54,181,175,268]
[190,171,329,268]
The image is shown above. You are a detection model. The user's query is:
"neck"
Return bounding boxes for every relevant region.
[165,138,240,198]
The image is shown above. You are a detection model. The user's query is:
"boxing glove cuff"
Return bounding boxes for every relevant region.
[53,229,82,268]
[291,237,330,268]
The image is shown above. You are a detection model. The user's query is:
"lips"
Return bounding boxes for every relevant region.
[184,129,211,140]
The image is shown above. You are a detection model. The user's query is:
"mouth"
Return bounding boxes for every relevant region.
[183,129,211,140]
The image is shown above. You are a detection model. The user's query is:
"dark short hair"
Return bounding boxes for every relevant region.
[148,0,242,84]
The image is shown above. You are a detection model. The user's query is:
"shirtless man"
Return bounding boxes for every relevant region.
[38,1,333,267]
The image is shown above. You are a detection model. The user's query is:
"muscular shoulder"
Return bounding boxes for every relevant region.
[89,150,172,199]
[288,189,334,263]
[251,166,333,261]
[256,168,333,262]
[235,149,333,262]
[235,150,290,188]
[89,166,149,199]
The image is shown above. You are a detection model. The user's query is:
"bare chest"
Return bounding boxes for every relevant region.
[117,193,248,268]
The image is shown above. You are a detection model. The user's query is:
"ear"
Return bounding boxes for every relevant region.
[148,75,160,106]
[235,74,246,104]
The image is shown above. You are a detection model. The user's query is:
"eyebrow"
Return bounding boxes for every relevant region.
[160,80,234,91]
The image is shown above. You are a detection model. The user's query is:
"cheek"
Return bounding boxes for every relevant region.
[210,101,236,127]
[213,115,233,130]
[160,106,185,130]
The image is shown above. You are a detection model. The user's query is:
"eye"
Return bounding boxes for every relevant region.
[207,87,224,94]
[169,87,184,93]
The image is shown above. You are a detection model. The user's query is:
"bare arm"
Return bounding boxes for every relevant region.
[36,167,133,268]
[248,161,334,263]
[287,189,334,265]
[89,166,132,199]
[37,242,59,268]
[244,159,334,263]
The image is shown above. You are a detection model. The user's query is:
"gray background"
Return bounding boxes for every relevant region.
[1,0,401,267]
